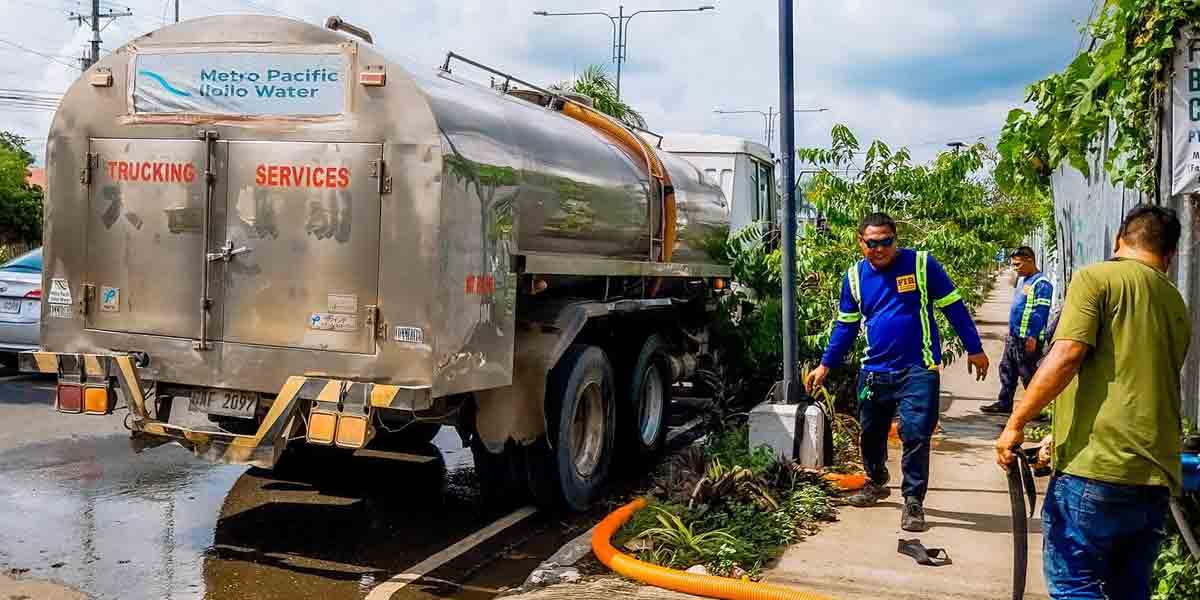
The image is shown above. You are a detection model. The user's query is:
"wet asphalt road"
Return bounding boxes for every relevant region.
[0,374,700,600]
[0,374,605,600]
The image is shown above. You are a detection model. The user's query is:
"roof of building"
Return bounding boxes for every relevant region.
[26,167,44,189]
[646,133,774,163]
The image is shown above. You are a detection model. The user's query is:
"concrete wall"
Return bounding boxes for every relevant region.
[1048,129,1200,422]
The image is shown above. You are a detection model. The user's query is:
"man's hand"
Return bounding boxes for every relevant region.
[1024,337,1038,354]
[995,426,1025,471]
[804,365,830,394]
[967,352,990,381]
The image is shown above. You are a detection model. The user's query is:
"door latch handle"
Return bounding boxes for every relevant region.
[207,240,251,262]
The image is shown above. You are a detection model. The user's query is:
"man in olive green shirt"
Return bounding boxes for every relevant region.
[996,205,1190,600]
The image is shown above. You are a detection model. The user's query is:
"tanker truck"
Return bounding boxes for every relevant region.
[23,15,734,511]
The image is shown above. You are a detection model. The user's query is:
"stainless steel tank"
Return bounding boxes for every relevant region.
[39,15,729,401]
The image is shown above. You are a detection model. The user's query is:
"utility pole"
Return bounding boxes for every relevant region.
[778,0,800,404]
[175,0,180,23]
[533,5,714,100]
[69,0,134,70]
[714,106,827,149]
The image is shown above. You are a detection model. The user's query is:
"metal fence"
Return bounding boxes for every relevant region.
[1045,129,1200,421]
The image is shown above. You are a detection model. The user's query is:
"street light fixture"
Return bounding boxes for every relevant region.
[532,5,715,100]
[713,106,828,149]
[946,141,967,152]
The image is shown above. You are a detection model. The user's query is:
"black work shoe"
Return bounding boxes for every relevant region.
[980,402,1012,415]
[846,481,891,507]
[902,497,927,532]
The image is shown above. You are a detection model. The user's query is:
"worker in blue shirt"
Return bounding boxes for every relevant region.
[805,212,990,532]
[981,247,1054,415]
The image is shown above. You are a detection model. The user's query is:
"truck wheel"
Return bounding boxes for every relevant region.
[547,344,616,511]
[620,334,671,459]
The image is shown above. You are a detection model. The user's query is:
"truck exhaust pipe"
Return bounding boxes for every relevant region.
[325,16,373,44]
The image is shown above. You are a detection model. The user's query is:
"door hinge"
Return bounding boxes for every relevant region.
[369,160,392,194]
[78,283,95,315]
[364,305,385,339]
[80,153,98,185]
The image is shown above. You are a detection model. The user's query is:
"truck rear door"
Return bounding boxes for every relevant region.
[220,141,382,354]
[85,138,219,339]
[84,138,383,355]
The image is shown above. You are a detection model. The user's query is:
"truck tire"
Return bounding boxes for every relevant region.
[546,344,616,511]
[619,334,671,459]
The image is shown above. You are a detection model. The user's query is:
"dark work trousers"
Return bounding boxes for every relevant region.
[857,366,940,502]
[997,335,1043,410]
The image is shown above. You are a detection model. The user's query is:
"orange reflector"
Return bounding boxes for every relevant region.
[713,278,726,290]
[307,410,337,445]
[335,415,370,449]
[358,70,386,87]
[84,386,112,415]
[56,383,83,414]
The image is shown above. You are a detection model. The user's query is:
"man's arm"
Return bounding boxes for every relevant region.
[995,340,1089,468]
[806,273,860,392]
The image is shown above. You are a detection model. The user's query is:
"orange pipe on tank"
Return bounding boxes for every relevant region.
[560,102,676,262]
[593,498,836,600]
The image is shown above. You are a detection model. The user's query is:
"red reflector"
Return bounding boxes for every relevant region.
[56,384,83,414]
[359,71,386,87]
[25,289,41,299]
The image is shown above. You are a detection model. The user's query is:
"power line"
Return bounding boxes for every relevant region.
[0,38,79,69]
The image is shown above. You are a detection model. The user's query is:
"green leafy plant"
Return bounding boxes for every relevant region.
[688,459,779,511]
[996,1,1200,198]
[633,506,739,566]
[550,64,647,128]
[0,132,42,244]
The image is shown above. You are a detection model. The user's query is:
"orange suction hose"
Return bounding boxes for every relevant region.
[592,498,836,600]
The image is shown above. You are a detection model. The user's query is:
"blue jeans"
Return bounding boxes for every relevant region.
[857,366,940,502]
[1043,473,1170,599]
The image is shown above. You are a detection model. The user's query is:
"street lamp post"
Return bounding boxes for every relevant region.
[533,5,715,100]
[713,106,827,149]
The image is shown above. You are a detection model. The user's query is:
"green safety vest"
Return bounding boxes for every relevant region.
[841,251,961,368]
[1018,274,1054,340]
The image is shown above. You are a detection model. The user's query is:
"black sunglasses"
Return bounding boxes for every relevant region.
[862,236,896,249]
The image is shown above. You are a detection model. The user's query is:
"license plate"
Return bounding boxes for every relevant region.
[0,299,20,314]
[188,388,258,419]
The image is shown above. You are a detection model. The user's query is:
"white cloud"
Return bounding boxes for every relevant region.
[0,0,1092,164]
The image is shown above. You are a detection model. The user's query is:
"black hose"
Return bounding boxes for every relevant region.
[1007,447,1039,600]
[1006,462,1028,600]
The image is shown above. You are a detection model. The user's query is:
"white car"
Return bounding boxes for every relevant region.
[0,248,42,365]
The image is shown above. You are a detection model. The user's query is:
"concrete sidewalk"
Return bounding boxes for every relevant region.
[764,275,1049,599]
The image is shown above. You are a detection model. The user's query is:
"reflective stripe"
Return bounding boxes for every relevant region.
[847,262,862,304]
[1018,276,1052,338]
[847,261,869,359]
[837,311,862,323]
[933,290,962,308]
[916,251,935,367]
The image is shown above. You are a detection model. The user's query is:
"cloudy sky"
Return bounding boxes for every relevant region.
[1,0,1094,165]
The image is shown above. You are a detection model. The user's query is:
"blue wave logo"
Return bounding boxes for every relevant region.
[138,69,191,97]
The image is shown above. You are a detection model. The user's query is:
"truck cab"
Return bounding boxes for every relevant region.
[651,133,777,234]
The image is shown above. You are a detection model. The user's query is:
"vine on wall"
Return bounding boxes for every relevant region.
[996,0,1200,200]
